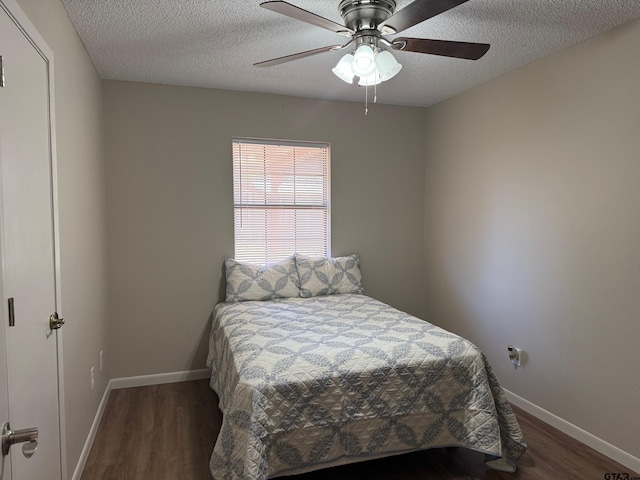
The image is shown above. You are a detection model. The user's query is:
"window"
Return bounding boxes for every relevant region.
[232,138,330,264]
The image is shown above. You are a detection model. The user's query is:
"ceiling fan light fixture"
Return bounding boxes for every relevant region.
[352,44,376,77]
[375,50,402,81]
[332,53,355,83]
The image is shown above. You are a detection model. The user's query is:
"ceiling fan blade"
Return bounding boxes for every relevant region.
[261,1,353,36]
[393,37,490,60]
[255,45,343,67]
[379,0,471,35]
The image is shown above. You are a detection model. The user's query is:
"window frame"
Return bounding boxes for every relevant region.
[232,137,331,264]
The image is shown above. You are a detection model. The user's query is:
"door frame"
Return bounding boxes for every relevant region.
[0,1,66,478]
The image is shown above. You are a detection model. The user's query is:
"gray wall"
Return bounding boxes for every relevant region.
[13,0,109,477]
[103,81,427,378]
[423,17,640,459]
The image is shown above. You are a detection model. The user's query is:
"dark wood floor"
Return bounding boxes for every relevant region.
[81,380,638,480]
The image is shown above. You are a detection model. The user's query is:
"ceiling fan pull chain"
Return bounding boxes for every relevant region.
[364,83,368,115]
[374,82,377,104]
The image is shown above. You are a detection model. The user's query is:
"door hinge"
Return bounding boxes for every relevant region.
[0,56,5,88]
[8,298,15,327]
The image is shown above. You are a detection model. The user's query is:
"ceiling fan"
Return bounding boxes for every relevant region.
[255,0,490,86]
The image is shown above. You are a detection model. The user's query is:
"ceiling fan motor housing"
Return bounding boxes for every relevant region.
[339,0,396,32]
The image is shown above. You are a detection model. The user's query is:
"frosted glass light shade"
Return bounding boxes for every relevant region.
[375,50,402,81]
[332,54,355,83]
[358,71,382,86]
[352,44,376,77]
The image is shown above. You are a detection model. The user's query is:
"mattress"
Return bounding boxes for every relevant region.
[206,294,526,479]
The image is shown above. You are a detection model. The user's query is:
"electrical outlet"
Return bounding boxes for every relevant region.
[100,350,104,372]
[507,345,522,368]
[91,367,95,390]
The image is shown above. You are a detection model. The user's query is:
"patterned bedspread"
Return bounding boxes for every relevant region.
[206,294,526,479]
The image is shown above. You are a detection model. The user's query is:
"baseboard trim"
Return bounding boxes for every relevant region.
[505,389,640,474]
[71,382,112,480]
[72,369,211,479]
[109,368,211,390]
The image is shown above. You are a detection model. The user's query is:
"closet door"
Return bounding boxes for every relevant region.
[0,3,62,479]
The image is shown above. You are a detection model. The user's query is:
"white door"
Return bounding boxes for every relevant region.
[0,4,62,480]
[0,280,10,480]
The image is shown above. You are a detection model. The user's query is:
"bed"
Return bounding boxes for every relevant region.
[206,255,526,479]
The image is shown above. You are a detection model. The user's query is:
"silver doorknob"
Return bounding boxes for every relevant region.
[49,312,65,330]
[1,422,38,458]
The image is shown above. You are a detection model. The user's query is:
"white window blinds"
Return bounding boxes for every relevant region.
[232,138,330,264]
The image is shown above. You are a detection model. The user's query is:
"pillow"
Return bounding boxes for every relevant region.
[225,256,300,302]
[295,254,364,298]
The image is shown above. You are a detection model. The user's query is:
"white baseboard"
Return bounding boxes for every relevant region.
[71,382,112,480]
[71,368,211,479]
[109,368,211,390]
[505,389,640,474]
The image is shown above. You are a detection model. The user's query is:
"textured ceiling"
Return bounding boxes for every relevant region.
[61,0,640,107]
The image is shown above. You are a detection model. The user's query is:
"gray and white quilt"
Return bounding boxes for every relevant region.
[206,294,526,479]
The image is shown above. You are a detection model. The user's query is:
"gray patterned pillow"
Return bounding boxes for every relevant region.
[295,254,364,298]
[225,256,300,302]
